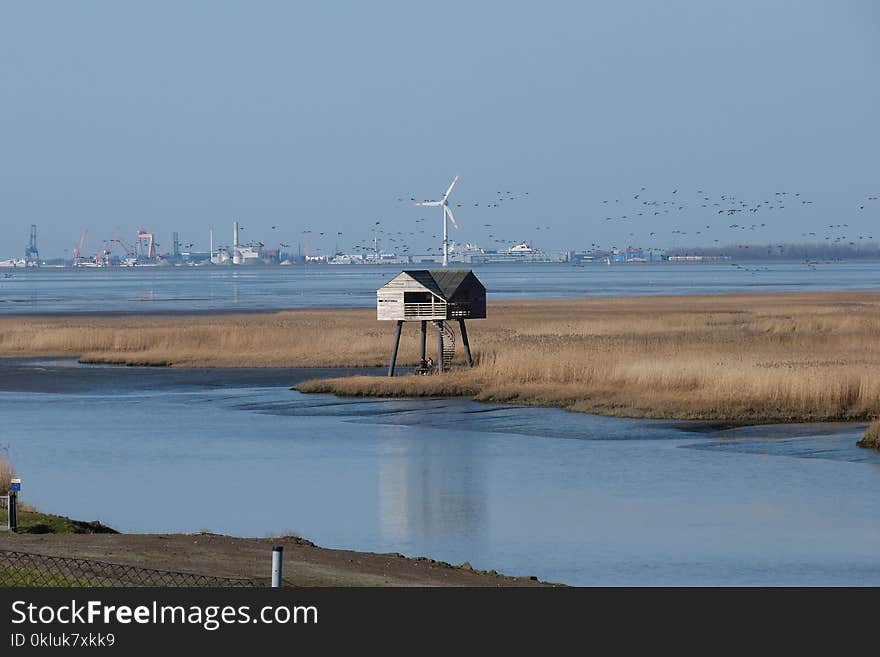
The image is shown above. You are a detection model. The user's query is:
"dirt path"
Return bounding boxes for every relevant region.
[0,532,555,587]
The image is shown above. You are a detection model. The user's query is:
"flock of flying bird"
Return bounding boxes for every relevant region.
[286,183,878,268]
[308,188,541,257]
[581,187,877,256]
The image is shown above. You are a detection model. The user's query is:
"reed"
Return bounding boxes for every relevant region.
[0,456,11,493]
[3,291,880,421]
[857,420,880,449]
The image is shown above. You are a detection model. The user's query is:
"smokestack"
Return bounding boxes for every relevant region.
[233,221,240,265]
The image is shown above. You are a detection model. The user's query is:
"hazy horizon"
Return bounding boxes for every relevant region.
[1,1,878,259]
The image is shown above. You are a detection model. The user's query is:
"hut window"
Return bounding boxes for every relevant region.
[404,292,433,304]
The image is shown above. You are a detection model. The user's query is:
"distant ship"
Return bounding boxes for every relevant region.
[467,242,568,264]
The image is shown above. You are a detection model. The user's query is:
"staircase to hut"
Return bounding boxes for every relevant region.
[432,320,456,370]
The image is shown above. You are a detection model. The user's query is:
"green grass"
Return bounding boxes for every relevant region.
[0,564,92,587]
[0,509,116,534]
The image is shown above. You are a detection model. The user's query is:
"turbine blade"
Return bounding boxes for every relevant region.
[415,201,441,207]
[445,205,459,229]
[442,176,459,202]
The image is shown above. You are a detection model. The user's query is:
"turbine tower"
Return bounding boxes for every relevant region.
[415,176,459,267]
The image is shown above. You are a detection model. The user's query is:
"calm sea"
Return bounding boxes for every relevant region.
[1,261,879,314]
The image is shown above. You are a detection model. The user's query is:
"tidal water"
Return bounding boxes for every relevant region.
[2,359,879,586]
[2,261,880,314]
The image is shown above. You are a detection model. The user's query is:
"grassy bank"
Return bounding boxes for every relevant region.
[1,456,115,534]
[7,510,116,535]
[3,291,880,421]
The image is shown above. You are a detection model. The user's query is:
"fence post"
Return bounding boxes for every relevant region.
[271,546,283,587]
[9,491,17,533]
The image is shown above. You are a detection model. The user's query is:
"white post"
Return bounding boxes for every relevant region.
[271,546,283,587]
[209,229,213,263]
[232,221,240,264]
[442,206,448,267]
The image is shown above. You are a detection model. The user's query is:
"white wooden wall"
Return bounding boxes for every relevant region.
[377,287,405,320]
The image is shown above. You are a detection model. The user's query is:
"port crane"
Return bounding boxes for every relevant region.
[136,230,157,260]
[111,237,136,258]
[72,230,88,266]
[93,240,112,266]
[24,225,39,265]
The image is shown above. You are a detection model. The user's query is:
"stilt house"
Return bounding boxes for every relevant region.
[377,270,486,376]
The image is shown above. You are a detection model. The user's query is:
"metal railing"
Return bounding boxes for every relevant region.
[0,549,261,587]
[403,302,447,318]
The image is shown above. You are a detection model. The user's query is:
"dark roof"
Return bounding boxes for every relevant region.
[402,270,445,298]
[402,269,483,301]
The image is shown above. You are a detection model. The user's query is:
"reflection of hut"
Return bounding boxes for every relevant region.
[377,270,487,376]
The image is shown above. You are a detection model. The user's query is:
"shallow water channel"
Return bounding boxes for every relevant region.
[2,359,879,585]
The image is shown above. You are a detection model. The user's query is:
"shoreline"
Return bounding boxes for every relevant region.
[0,531,555,587]
[2,463,556,587]
[293,375,880,426]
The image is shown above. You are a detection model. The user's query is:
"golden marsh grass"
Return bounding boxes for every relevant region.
[858,419,880,449]
[3,291,880,421]
[0,456,12,494]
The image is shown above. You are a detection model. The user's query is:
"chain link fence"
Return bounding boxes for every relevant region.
[0,549,262,587]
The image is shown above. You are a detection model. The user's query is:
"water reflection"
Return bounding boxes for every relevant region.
[378,435,487,551]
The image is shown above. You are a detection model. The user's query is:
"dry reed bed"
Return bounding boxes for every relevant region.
[0,456,12,493]
[2,291,880,421]
[858,419,880,449]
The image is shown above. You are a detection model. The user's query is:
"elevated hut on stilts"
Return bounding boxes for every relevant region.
[377,270,487,376]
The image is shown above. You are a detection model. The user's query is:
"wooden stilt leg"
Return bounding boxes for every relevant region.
[420,320,427,362]
[388,320,403,377]
[459,319,473,367]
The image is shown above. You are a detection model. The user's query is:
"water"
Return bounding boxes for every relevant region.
[3,359,879,586]
[2,261,880,314]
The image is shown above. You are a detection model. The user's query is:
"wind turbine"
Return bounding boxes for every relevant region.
[415,176,459,267]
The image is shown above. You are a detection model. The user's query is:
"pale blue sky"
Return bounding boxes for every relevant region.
[1,1,878,258]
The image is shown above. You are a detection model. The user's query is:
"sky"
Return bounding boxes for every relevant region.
[1,1,878,259]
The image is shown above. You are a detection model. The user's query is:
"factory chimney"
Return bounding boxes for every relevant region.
[233,221,241,265]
